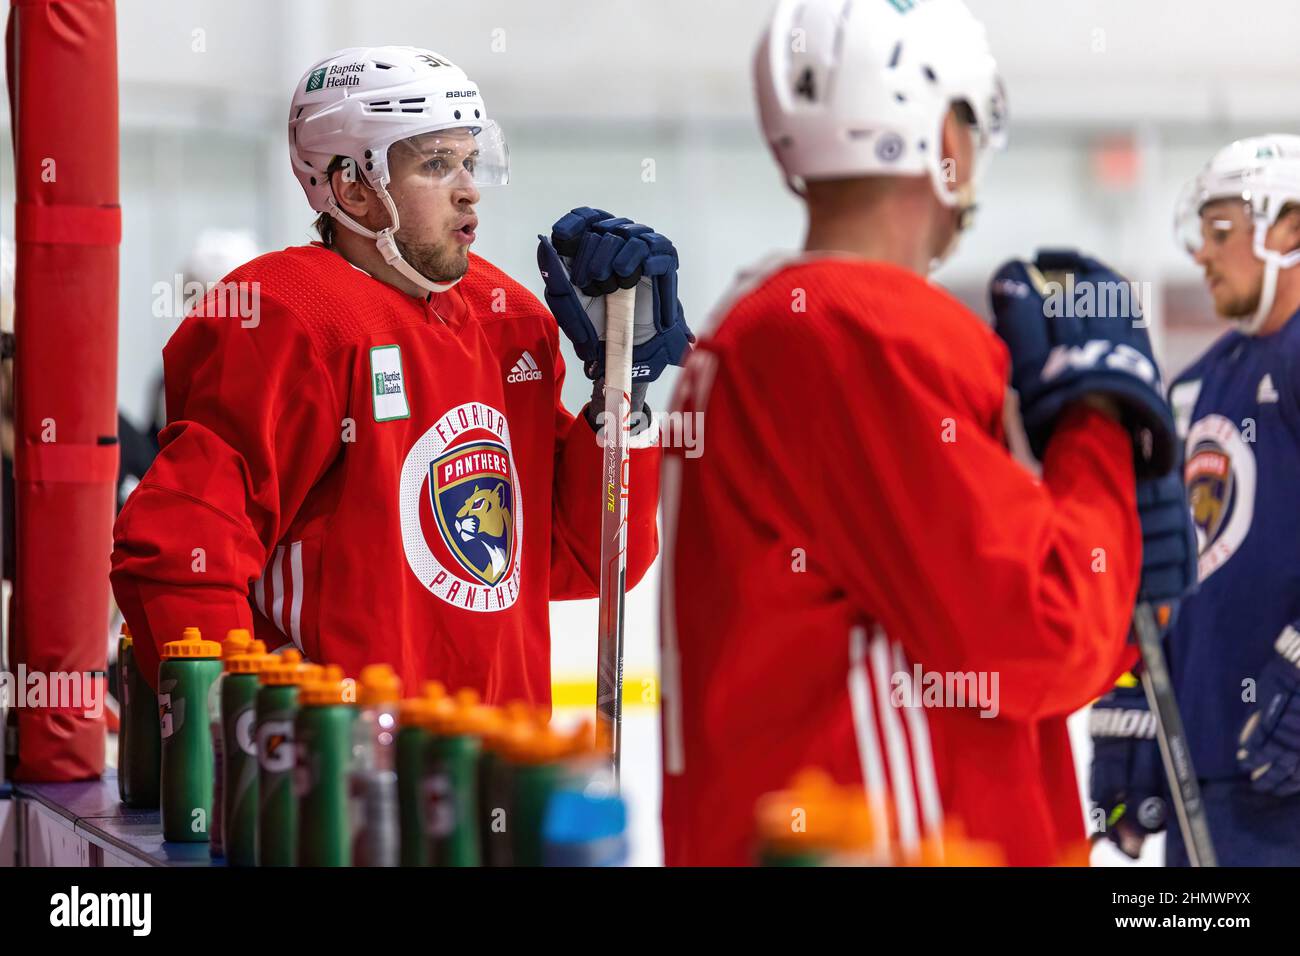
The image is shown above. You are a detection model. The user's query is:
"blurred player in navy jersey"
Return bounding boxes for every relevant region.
[1092,136,1300,866]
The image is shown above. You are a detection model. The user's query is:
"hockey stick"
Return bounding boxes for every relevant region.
[596,285,636,785]
[1132,601,1217,866]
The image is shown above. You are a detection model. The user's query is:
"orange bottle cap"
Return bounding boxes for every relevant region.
[398,696,431,727]
[258,648,309,685]
[565,719,598,757]
[428,689,499,736]
[754,769,878,856]
[299,664,352,707]
[914,821,1006,867]
[225,640,273,674]
[422,694,458,733]
[161,627,222,659]
[500,720,568,765]
[358,663,402,706]
[221,629,254,662]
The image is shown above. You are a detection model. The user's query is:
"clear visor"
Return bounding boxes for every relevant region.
[957,74,1009,186]
[386,120,510,188]
[1174,177,1254,255]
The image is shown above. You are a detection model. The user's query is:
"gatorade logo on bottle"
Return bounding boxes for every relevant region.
[235,710,257,756]
[157,690,183,739]
[257,720,295,773]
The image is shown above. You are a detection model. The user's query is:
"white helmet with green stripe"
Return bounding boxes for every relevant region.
[288,46,509,293]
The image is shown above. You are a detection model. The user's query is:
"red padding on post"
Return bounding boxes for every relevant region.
[8,0,120,782]
[14,443,119,483]
[17,201,121,245]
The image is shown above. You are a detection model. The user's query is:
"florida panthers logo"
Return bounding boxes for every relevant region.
[431,443,515,586]
[399,402,524,611]
[1185,414,1255,582]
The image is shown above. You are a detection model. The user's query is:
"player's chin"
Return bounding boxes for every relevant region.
[428,248,470,283]
[1215,291,1257,320]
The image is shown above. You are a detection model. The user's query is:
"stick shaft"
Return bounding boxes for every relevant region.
[597,285,636,784]
[1133,602,1217,867]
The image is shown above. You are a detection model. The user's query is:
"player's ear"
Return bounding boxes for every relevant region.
[1271,203,1300,255]
[940,103,975,195]
[331,160,378,224]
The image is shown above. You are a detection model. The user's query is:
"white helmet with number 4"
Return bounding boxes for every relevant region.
[754,0,1007,217]
[1175,134,1300,335]
[288,46,509,293]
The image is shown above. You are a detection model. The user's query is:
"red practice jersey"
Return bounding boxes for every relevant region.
[659,255,1139,867]
[112,245,660,706]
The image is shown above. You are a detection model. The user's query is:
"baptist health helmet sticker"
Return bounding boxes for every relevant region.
[1185,413,1256,582]
[399,401,524,611]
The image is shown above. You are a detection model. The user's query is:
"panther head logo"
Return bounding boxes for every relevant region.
[426,435,519,590]
[453,482,511,581]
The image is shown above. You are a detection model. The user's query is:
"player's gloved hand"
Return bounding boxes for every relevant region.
[1133,469,1199,631]
[1237,624,1300,795]
[1090,675,1168,858]
[989,249,1176,478]
[537,207,694,383]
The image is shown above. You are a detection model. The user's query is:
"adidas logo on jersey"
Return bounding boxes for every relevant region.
[1258,373,1280,404]
[508,351,543,383]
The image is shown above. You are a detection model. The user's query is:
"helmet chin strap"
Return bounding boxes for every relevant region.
[326,186,461,296]
[1240,218,1300,336]
[930,178,978,271]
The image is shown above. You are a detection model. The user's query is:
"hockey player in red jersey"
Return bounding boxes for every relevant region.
[111,46,692,705]
[659,0,1183,866]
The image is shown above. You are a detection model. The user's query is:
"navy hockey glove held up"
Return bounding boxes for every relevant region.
[537,207,694,383]
[1238,624,1300,796]
[989,249,1177,478]
[1135,469,1199,612]
[1090,678,1167,858]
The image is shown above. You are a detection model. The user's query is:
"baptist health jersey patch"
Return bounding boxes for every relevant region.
[399,401,524,611]
[1185,413,1256,582]
[370,345,410,422]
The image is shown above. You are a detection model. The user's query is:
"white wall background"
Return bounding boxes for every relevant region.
[4,0,1298,863]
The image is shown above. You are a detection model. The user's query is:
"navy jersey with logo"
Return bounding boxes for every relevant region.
[1168,310,1300,780]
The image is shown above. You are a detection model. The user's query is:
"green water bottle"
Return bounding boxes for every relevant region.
[350,664,402,867]
[296,665,356,866]
[210,629,253,859]
[256,649,312,866]
[478,701,540,867]
[507,722,569,867]
[117,623,161,808]
[423,689,491,867]
[158,628,223,843]
[221,639,271,868]
[396,682,444,866]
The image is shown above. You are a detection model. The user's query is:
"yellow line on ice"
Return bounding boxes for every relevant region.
[551,674,658,709]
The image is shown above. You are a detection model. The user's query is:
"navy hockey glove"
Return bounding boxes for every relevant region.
[1090,677,1167,858]
[1134,469,1199,616]
[1237,624,1300,796]
[537,207,694,383]
[989,249,1177,478]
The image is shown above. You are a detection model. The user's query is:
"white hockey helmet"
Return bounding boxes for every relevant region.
[754,0,1007,214]
[288,46,509,294]
[1175,134,1300,335]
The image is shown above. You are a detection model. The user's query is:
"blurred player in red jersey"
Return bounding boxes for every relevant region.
[111,46,692,703]
[659,0,1185,865]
